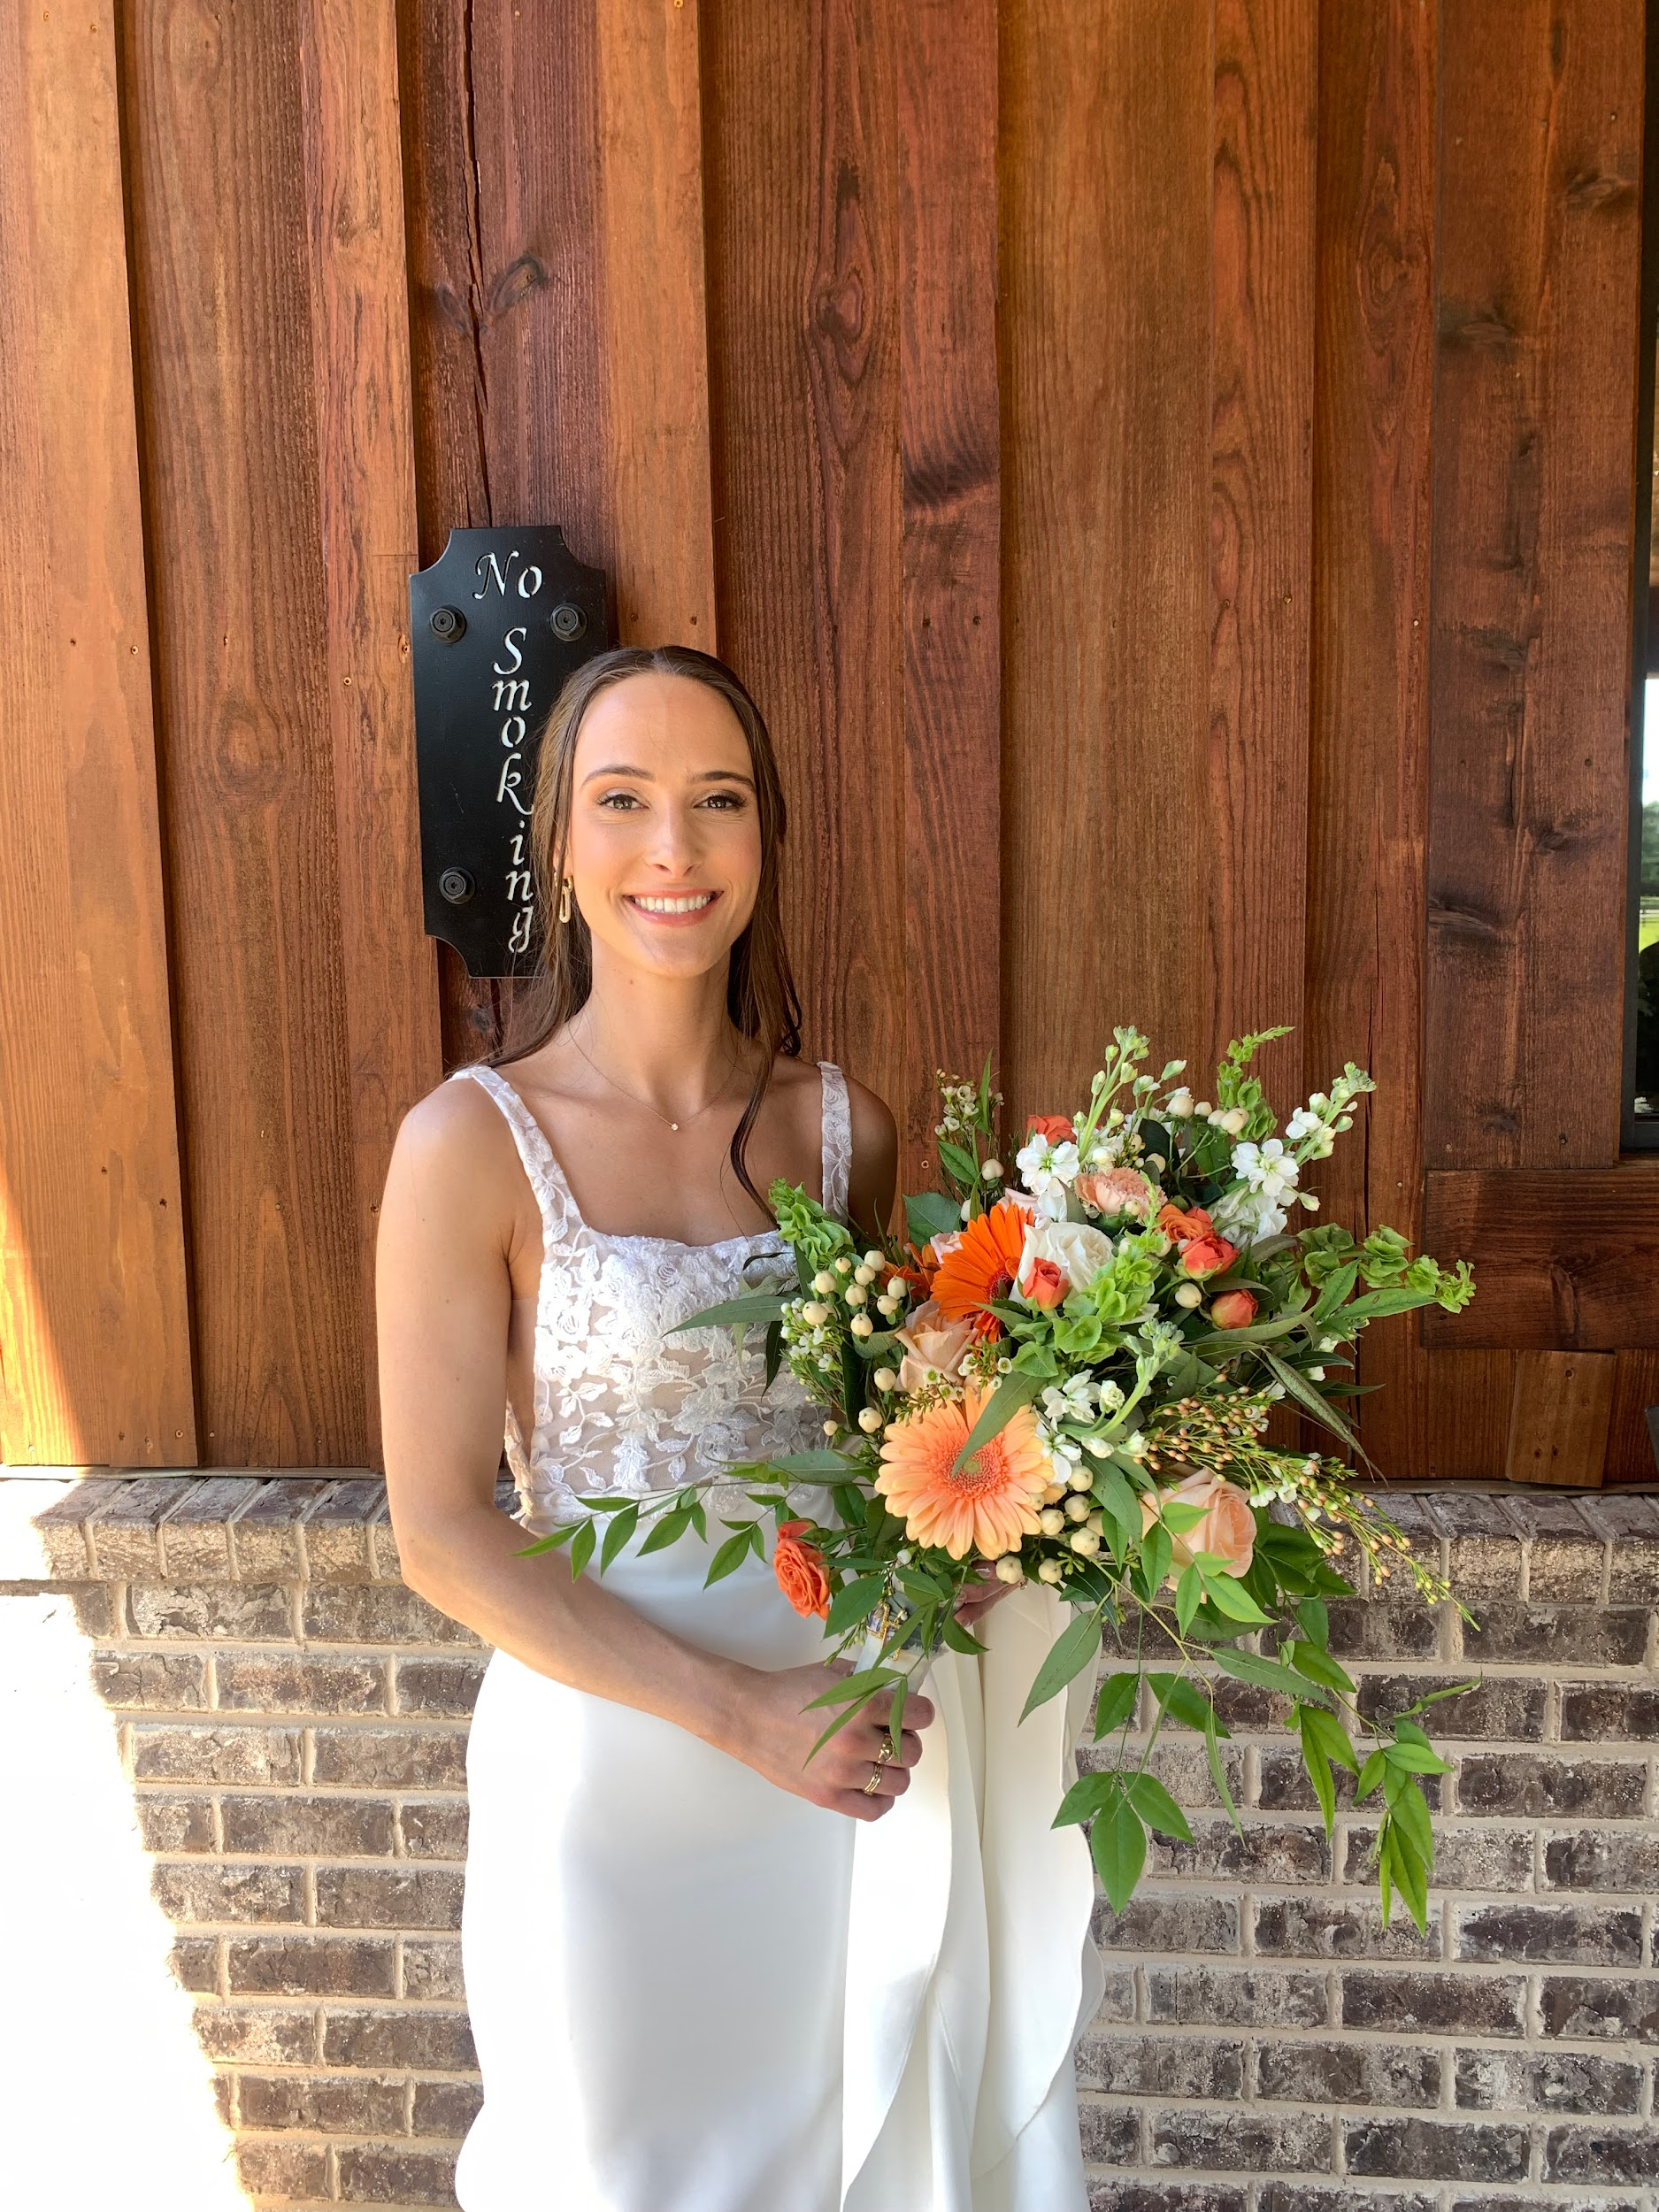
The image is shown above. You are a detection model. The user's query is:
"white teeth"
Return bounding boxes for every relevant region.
[632,893,715,914]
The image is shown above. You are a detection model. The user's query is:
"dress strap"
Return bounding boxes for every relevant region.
[818,1061,852,1222]
[448,1064,580,1252]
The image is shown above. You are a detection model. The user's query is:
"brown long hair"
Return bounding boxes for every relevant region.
[492,644,803,1214]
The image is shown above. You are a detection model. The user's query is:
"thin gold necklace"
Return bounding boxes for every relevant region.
[568,1024,744,1133]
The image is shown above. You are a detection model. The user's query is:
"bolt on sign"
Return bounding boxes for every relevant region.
[409,527,611,977]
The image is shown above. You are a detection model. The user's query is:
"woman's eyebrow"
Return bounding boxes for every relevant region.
[579,764,755,787]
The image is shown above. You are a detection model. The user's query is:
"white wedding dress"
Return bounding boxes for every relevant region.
[450,1058,1103,2212]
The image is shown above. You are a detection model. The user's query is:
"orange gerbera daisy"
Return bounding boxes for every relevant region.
[875,1386,1052,1560]
[931,1199,1029,1335]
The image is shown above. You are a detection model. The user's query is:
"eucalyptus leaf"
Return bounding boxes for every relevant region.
[1019,1605,1105,1721]
[1092,1790,1148,1914]
[668,1292,788,1333]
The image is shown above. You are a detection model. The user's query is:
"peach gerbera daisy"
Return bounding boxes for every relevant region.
[931,1199,1030,1336]
[875,1386,1052,1560]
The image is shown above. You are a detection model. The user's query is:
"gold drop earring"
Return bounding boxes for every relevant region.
[558,874,573,926]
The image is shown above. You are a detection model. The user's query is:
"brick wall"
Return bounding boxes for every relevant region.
[4,1476,1656,2212]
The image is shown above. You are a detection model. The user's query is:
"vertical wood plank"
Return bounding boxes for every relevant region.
[1000,3,1214,1123]
[896,0,1001,1169]
[595,0,718,644]
[399,0,611,1065]
[300,0,444,1464]
[701,0,906,1124]
[0,0,196,1466]
[124,0,367,1463]
[1425,0,1644,1171]
[1209,0,1316,1103]
[1305,0,1437,1476]
[1422,0,1643,1479]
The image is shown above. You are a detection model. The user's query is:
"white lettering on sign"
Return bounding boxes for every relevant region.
[492,627,526,675]
[496,756,530,813]
[507,905,534,956]
[518,565,543,598]
[492,679,531,712]
[499,716,527,749]
[509,833,526,864]
[505,869,534,902]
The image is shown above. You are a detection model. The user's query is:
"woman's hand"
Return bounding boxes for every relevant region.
[953,1562,1017,1634]
[731,1660,935,1823]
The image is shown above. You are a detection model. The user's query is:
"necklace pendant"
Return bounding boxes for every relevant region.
[670,1122,679,1132]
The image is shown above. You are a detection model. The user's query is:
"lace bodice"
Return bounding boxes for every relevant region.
[452,1059,851,1530]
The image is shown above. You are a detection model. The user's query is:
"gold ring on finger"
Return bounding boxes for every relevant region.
[862,1764,884,1796]
[874,1736,896,1765]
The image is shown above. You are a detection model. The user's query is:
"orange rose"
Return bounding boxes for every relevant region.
[1139,1471,1256,1578]
[1158,1201,1215,1243]
[1180,1233,1238,1279]
[773,1521,831,1618]
[1018,1256,1067,1309]
[1025,1114,1076,1144]
[893,1298,977,1394]
[1210,1288,1257,1331]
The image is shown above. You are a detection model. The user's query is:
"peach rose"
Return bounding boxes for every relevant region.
[893,1298,977,1394]
[1025,1114,1076,1144]
[773,1522,831,1618]
[1210,1288,1257,1331]
[1019,1256,1067,1309]
[1076,1165,1159,1220]
[1139,1471,1256,1579]
[1158,1201,1215,1243]
[1179,1233,1238,1279]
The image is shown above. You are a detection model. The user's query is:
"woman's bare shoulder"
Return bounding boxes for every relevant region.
[385,1071,525,1225]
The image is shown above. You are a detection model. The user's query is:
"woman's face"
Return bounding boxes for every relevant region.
[565,673,763,985]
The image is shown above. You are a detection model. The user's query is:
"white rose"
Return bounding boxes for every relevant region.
[1018,1218,1114,1297]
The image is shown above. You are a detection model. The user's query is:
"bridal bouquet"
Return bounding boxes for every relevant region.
[528,1026,1476,1929]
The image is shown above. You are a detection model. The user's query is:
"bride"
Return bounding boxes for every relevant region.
[376,646,1101,2212]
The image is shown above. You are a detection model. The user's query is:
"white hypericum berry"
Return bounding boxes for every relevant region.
[857,1406,883,1434]
[872,1366,898,1392]
[1039,1507,1066,1536]
[959,1198,972,1221]
[876,1297,899,1319]
[854,1264,876,1286]
[834,1256,853,1275]
[1166,1087,1194,1118]
[1069,1528,1102,1557]
[981,1158,1003,1182]
[1037,1559,1064,1585]
[1193,1101,1212,1119]
[844,1284,867,1308]
[822,1419,841,1438]
[1220,1108,1248,1136]
[1066,1464,1094,1493]
[801,1301,830,1327]
[1064,1494,1091,1523]
[849,1314,874,1339]
[812,1270,836,1296]
[863,1248,883,1270]
[1173,1282,1203,1309]
[994,1555,1025,1585]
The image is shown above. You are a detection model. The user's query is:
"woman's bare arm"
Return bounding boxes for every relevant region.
[375,1083,927,1820]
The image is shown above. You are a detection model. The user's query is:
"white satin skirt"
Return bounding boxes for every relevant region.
[454,1525,1103,2212]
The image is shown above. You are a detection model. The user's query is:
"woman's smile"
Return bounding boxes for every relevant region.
[624,889,722,923]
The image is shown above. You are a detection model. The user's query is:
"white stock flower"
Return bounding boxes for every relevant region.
[1285,1107,1323,1142]
[1015,1134,1080,1198]
[1231,1137,1300,1202]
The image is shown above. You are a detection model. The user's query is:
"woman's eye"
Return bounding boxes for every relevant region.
[701,792,746,811]
[596,790,643,810]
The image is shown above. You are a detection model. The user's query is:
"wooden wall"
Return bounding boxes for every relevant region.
[1,0,1653,1481]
